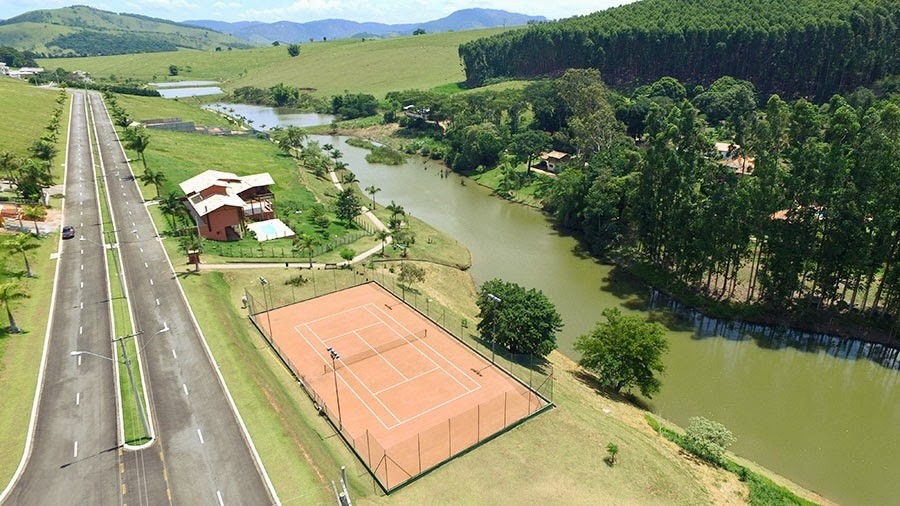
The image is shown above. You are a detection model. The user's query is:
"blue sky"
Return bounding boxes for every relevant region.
[1,1,635,24]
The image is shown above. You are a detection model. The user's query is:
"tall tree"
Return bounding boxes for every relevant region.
[365,185,381,209]
[0,281,29,334]
[292,233,320,268]
[574,307,669,398]
[123,126,151,170]
[3,233,40,278]
[476,278,562,357]
[335,188,361,226]
[21,205,46,236]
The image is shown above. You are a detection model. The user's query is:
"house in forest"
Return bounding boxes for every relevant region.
[534,151,571,173]
[180,170,276,241]
[714,141,754,175]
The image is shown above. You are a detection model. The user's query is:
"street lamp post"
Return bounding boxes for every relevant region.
[259,276,273,342]
[486,293,502,363]
[111,331,150,440]
[326,346,343,431]
[73,324,169,443]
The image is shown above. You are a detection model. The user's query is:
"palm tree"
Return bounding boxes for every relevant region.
[341,170,359,185]
[137,168,168,199]
[0,151,19,184]
[4,233,40,278]
[159,192,185,232]
[375,229,390,256]
[365,185,381,209]
[293,233,320,268]
[178,232,203,271]
[0,281,29,334]
[385,200,406,230]
[21,205,46,236]
[123,126,151,170]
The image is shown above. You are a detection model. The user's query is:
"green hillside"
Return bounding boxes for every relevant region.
[0,5,252,56]
[38,28,513,97]
[460,0,900,99]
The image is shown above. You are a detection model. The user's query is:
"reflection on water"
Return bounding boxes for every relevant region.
[204,103,336,128]
[157,87,223,98]
[649,290,900,369]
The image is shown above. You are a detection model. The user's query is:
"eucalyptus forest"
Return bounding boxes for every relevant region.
[459,0,900,99]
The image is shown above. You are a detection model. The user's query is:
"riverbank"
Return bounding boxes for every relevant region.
[338,122,900,353]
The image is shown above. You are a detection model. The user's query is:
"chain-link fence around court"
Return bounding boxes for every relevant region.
[245,273,554,491]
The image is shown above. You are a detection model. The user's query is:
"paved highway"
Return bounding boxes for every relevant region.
[4,90,276,505]
[3,91,123,505]
[88,92,276,504]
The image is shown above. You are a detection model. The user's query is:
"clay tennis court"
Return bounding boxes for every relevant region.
[254,282,549,489]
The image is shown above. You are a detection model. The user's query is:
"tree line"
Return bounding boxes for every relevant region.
[458,0,900,100]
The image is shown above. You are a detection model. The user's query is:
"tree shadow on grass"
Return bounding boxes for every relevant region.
[572,369,652,412]
[176,269,201,279]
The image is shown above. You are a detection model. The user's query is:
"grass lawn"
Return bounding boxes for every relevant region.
[0,80,64,158]
[0,233,61,486]
[116,93,234,128]
[38,27,517,99]
[0,86,71,487]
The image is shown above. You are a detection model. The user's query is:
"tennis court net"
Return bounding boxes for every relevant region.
[334,329,427,370]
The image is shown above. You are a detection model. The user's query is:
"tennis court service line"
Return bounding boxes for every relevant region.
[294,320,404,428]
[366,303,479,393]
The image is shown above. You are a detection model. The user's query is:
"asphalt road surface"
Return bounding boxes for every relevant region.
[87,92,276,505]
[4,91,123,505]
[4,91,275,505]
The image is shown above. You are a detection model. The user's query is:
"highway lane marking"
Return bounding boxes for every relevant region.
[139,248,143,253]
[217,490,224,506]
[76,392,80,406]
[73,441,78,458]
[132,222,136,227]
[150,279,154,286]
[156,298,160,306]
[79,326,83,335]
[80,302,83,309]
[120,462,124,474]
[81,264,83,271]
[80,249,83,255]
[80,281,83,288]
[77,355,82,366]
[144,262,148,268]
[197,429,205,444]
[183,384,189,395]
[121,483,126,495]
[172,349,177,359]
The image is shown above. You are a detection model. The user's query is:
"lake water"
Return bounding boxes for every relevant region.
[156,87,224,99]
[204,104,898,504]
[204,103,336,129]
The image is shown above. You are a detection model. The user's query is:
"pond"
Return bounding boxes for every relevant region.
[204,103,336,129]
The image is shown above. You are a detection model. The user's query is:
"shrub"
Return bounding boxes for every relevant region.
[683,416,735,464]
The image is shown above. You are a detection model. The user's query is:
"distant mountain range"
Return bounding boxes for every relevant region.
[184,8,546,44]
[0,5,249,56]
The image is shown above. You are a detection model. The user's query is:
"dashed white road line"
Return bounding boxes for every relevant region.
[197,429,205,445]
[217,490,224,506]
[172,349,177,359]
[75,392,80,406]
[149,279,154,286]
[73,441,78,458]
[182,384,189,396]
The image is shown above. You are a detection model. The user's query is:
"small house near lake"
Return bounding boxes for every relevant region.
[180,170,276,241]
[534,151,571,173]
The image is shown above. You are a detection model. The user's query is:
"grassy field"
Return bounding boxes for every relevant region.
[38,28,514,98]
[0,80,64,158]
[0,82,71,487]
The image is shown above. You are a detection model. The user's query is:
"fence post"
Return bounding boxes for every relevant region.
[447,418,452,458]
